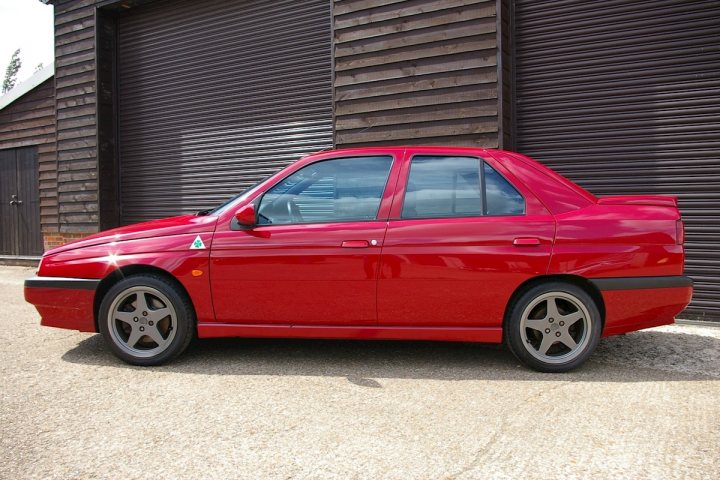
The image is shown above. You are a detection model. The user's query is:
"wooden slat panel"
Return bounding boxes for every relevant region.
[334,0,499,147]
[335,0,488,29]
[336,35,496,71]
[336,67,496,101]
[335,7,495,44]
[54,1,98,232]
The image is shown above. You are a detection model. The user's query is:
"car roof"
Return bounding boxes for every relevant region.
[307,146,500,157]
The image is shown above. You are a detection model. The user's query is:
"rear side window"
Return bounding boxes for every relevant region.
[484,162,525,215]
[402,156,482,219]
[402,156,524,219]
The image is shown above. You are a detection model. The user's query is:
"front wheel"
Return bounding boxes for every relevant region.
[98,274,195,366]
[505,282,602,373]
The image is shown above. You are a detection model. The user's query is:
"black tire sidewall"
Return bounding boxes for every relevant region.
[505,282,602,373]
[98,274,195,366]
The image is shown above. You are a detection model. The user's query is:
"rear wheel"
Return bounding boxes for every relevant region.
[98,274,195,366]
[505,282,602,372]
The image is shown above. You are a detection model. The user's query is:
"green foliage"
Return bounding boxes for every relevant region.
[2,49,22,94]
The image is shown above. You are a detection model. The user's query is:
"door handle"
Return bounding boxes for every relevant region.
[9,194,22,206]
[341,240,369,248]
[513,237,540,246]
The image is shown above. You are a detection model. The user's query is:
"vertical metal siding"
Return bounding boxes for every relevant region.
[513,0,720,319]
[117,0,333,224]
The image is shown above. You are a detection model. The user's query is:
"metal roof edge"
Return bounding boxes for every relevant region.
[0,63,55,111]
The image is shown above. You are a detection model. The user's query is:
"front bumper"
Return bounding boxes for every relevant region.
[25,276,100,332]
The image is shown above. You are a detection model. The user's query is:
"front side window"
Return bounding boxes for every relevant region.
[257,156,392,225]
[402,156,525,219]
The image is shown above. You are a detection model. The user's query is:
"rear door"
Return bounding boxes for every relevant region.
[377,150,555,327]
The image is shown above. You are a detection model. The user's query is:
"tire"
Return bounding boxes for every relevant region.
[98,274,195,366]
[505,282,602,373]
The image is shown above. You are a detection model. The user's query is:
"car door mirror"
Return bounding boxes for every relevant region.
[234,203,257,226]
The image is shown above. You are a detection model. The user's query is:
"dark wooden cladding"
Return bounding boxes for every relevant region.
[333,0,499,148]
[497,0,512,149]
[53,0,99,233]
[0,78,57,231]
[513,0,720,319]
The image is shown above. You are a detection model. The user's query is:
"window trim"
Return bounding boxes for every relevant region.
[397,155,526,221]
[482,160,526,217]
[253,155,396,227]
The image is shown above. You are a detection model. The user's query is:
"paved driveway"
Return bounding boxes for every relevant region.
[1,266,718,479]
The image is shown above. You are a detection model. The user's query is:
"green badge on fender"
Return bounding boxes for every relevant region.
[190,235,206,250]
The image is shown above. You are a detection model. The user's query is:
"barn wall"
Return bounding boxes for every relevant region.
[333,0,500,148]
[0,78,57,234]
[54,0,100,233]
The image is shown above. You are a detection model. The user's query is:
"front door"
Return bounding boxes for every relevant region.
[210,154,398,325]
[0,147,42,256]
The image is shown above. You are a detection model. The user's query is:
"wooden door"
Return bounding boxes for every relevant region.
[0,147,42,256]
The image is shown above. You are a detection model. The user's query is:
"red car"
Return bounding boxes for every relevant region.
[24,147,692,372]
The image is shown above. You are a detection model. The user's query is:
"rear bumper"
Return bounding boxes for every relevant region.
[24,276,99,333]
[590,276,693,337]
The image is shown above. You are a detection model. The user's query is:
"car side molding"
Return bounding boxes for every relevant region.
[24,276,100,291]
[590,275,693,291]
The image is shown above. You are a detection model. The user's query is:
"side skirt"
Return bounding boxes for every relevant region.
[197,324,503,343]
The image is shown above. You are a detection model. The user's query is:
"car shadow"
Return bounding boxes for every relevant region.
[61,328,720,383]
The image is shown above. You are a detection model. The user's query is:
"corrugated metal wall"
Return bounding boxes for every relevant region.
[513,0,720,319]
[116,0,333,224]
[334,0,499,147]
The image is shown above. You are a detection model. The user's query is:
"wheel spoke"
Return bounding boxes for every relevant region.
[148,307,171,322]
[135,292,149,314]
[559,332,577,350]
[125,327,142,348]
[538,334,556,355]
[115,311,136,325]
[561,311,584,327]
[525,319,547,331]
[545,297,560,320]
[146,326,167,348]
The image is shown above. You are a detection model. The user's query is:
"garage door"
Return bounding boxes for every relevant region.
[513,0,720,319]
[117,0,333,225]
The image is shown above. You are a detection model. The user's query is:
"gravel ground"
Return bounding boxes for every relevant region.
[1,265,718,479]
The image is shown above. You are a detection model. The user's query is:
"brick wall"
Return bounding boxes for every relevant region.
[42,232,89,251]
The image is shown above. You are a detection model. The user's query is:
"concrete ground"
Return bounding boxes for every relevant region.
[1,266,718,480]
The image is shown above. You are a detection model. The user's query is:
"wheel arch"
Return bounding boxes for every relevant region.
[502,274,606,334]
[93,264,196,332]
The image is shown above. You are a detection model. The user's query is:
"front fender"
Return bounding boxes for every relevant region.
[38,232,216,324]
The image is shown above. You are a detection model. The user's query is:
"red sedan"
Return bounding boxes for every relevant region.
[24,147,692,372]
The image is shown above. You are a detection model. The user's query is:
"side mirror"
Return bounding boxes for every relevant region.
[234,203,257,226]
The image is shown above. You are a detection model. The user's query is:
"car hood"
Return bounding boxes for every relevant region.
[44,214,219,256]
